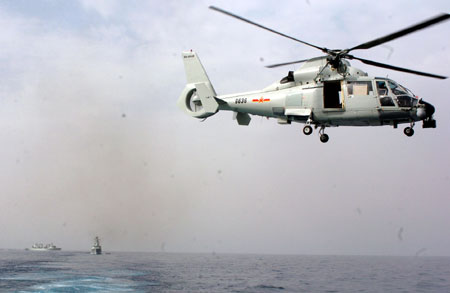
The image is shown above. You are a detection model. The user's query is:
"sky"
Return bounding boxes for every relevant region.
[0,0,449,256]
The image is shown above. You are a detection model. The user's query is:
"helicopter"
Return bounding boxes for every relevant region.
[177,6,449,143]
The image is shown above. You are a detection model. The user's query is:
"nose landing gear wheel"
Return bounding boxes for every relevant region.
[404,127,414,137]
[303,125,313,135]
[320,134,329,143]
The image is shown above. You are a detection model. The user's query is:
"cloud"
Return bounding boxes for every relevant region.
[79,0,119,19]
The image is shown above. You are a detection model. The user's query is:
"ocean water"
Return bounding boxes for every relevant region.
[1,250,449,292]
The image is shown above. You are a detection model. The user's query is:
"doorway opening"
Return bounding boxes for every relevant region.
[323,81,343,109]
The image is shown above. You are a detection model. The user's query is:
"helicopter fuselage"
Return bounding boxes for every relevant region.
[218,77,431,128]
[178,51,436,142]
[216,57,434,129]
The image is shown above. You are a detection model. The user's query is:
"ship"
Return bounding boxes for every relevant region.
[90,236,102,255]
[29,243,61,251]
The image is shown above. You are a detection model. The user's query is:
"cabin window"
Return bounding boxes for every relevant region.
[347,81,373,95]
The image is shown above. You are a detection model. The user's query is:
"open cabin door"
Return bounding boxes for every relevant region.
[323,81,343,109]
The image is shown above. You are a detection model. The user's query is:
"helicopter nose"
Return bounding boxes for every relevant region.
[419,99,435,118]
[419,99,437,129]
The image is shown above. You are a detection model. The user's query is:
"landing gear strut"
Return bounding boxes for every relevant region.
[404,122,415,137]
[319,126,329,143]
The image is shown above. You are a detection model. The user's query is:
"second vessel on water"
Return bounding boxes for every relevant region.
[30,243,61,251]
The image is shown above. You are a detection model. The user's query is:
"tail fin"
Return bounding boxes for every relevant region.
[177,51,219,119]
[182,52,216,89]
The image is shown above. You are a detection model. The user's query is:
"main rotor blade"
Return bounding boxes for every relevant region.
[350,56,447,79]
[209,6,327,53]
[265,59,310,68]
[349,13,450,51]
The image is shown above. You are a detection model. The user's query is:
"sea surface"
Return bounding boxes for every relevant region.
[1,250,450,292]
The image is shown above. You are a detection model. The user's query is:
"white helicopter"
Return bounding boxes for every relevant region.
[178,6,449,143]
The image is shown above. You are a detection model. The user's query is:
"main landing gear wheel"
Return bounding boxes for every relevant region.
[318,126,329,143]
[303,125,313,135]
[320,134,329,143]
[404,127,414,137]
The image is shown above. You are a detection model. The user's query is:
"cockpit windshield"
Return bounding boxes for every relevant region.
[388,81,408,96]
[387,81,416,97]
[387,80,417,107]
[377,79,417,108]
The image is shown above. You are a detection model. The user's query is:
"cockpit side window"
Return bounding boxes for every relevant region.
[397,96,413,107]
[280,71,295,84]
[376,81,388,96]
[380,96,395,107]
[376,80,395,107]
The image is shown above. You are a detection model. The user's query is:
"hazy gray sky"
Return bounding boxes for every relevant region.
[0,0,449,256]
